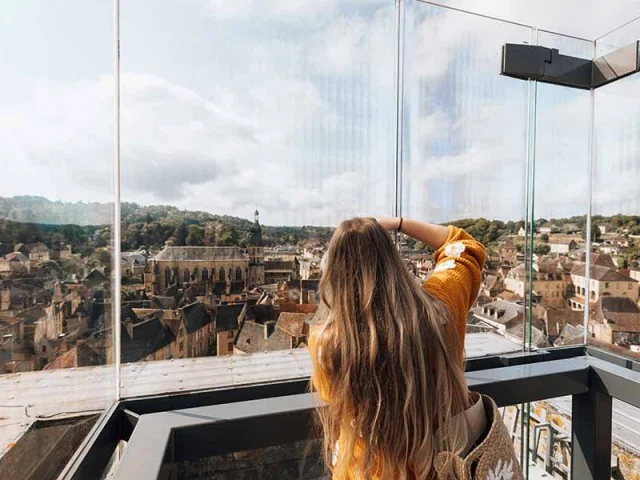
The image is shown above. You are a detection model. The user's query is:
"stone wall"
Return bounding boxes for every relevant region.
[175,440,328,480]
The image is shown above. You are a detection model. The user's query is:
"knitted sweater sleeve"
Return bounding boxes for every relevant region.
[422,226,486,351]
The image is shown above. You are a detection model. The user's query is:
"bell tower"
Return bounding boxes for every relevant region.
[248,209,265,286]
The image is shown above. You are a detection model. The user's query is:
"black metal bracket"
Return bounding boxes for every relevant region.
[501,41,640,90]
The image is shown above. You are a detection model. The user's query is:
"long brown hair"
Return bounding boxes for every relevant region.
[312,217,469,479]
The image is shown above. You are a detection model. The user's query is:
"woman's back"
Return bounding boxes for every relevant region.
[309,218,488,479]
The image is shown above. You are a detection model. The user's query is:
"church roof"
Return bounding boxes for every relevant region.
[154,247,247,262]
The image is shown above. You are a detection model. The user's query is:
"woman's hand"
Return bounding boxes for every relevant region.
[375,216,401,231]
[376,217,450,249]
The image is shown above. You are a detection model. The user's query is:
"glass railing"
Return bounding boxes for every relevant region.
[0,0,116,468]
[3,1,640,478]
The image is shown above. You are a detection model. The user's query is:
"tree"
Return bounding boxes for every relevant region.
[534,243,550,255]
[540,233,549,243]
[204,223,216,246]
[95,250,112,268]
[581,225,601,243]
[173,222,187,246]
[186,225,204,246]
[217,226,239,246]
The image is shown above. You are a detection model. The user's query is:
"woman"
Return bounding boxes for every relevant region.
[309,217,522,480]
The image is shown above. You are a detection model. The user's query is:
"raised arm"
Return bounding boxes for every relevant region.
[376,217,486,349]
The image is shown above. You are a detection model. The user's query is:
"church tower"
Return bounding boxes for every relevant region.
[247,209,265,286]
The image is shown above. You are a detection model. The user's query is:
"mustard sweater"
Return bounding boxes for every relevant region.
[421,225,487,362]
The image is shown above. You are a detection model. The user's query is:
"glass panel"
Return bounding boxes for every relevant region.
[0,0,115,463]
[591,20,640,360]
[532,32,592,350]
[173,440,326,480]
[402,1,532,357]
[593,20,640,476]
[119,0,397,396]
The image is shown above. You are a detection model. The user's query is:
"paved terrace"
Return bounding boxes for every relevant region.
[0,333,527,459]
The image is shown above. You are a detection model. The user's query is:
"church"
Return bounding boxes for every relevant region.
[145,210,265,295]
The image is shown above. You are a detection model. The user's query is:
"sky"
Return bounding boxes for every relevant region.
[1,0,640,226]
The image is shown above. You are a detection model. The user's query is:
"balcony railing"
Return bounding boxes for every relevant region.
[53,345,640,480]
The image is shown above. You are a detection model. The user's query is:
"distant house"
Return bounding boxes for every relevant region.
[234,320,292,354]
[179,302,216,357]
[504,262,570,308]
[121,252,147,280]
[539,223,558,235]
[120,311,175,363]
[264,258,300,285]
[570,265,639,310]
[540,307,584,341]
[471,300,524,334]
[0,252,30,273]
[215,303,245,356]
[549,238,578,255]
[517,227,526,237]
[499,240,518,266]
[50,244,72,261]
[576,252,616,269]
[481,274,502,298]
[598,224,612,235]
[16,243,50,263]
[82,269,108,288]
[589,297,640,348]
[275,312,314,348]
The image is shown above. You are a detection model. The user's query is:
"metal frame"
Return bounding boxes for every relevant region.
[55,346,640,480]
[501,41,640,89]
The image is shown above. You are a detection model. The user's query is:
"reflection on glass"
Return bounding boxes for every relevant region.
[590,19,640,362]
[402,1,531,356]
[528,33,592,351]
[118,0,397,392]
[171,440,326,479]
[589,20,640,475]
[0,0,115,464]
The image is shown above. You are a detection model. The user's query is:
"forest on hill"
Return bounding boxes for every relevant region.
[2,196,639,255]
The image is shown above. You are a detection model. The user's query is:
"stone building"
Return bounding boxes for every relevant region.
[589,297,640,347]
[570,265,639,310]
[215,303,245,356]
[145,211,265,294]
[549,238,578,255]
[504,262,571,308]
[499,240,518,266]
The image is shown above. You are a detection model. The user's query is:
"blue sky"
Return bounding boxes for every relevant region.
[1,0,639,226]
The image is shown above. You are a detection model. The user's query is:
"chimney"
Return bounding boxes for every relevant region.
[264,320,275,339]
[125,317,134,338]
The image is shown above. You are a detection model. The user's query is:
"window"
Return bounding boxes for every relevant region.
[605,282,610,288]
[42,345,46,353]
[236,267,242,282]
[227,342,234,352]
[227,331,234,338]
[184,269,190,283]
[219,268,225,282]
[202,268,208,282]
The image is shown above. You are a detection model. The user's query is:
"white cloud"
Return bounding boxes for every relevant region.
[4,0,640,228]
